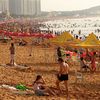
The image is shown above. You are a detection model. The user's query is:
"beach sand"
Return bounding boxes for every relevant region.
[0,43,100,100]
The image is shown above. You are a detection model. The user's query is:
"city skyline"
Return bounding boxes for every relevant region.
[0,0,100,15]
[0,0,9,12]
[0,0,41,16]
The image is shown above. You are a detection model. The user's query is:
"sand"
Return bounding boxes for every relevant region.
[0,43,100,100]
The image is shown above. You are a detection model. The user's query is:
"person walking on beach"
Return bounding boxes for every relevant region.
[9,43,15,66]
[56,58,69,97]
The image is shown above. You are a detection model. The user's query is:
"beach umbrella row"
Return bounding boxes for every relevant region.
[0,31,55,39]
[48,32,81,46]
[71,33,100,48]
[47,32,100,49]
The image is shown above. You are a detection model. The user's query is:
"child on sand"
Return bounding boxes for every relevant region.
[33,75,56,96]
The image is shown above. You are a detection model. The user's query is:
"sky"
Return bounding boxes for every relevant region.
[41,0,100,11]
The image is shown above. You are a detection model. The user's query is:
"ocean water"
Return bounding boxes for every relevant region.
[40,17,100,40]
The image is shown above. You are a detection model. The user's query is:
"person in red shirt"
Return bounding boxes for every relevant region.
[91,52,96,72]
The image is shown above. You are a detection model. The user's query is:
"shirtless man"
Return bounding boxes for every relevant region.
[56,58,69,97]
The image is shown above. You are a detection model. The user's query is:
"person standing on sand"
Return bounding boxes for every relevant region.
[9,43,15,66]
[91,52,96,72]
[56,58,69,97]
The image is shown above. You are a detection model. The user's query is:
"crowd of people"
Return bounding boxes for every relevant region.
[0,20,40,34]
[57,46,99,72]
[0,18,100,41]
[0,18,100,99]
[40,18,100,40]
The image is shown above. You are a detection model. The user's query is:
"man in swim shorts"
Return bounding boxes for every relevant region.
[56,58,69,97]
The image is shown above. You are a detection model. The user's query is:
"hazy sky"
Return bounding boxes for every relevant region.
[41,0,100,11]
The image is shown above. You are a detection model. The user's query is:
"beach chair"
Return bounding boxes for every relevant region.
[75,70,84,83]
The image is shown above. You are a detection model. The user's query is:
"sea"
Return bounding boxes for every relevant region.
[40,17,100,40]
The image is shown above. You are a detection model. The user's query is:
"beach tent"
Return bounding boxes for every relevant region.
[71,33,100,48]
[49,32,81,46]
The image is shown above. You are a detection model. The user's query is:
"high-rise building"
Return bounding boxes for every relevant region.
[35,0,41,15]
[0,0,9,13]
[9,0,41,16]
